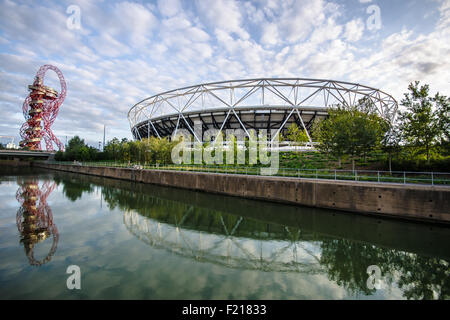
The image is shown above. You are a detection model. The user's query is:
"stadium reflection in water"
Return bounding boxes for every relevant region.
[124,208,323,274]
[15,179,58,266]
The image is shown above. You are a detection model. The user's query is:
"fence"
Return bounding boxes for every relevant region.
[47,161,450,186]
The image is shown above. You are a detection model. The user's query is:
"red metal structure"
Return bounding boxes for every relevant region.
[19,65,67,151]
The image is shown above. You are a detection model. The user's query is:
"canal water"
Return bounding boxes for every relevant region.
[0,167,449,299]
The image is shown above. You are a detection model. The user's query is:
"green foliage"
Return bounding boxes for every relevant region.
[142,136,177,164]
[307,81,448,171]
[57,135,177,164]
[398,81,449,161]
[285,123,310,143]
[56,136,99,161]
[390,155,450,172]
[320,238,449,299]
[54,150,64,161]
[312,103,388,166]
[435,93,450,156]
[104,137,121,160]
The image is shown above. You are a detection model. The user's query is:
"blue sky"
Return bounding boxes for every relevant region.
[0,0,449,147]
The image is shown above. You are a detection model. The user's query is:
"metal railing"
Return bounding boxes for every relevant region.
[46,161,450,186]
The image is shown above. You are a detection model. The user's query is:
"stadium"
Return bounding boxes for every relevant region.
[128,78,398,144]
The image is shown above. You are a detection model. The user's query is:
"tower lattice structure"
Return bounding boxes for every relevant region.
[19,65,66,151]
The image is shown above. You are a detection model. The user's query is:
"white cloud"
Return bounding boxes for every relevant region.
[437,0,450,31]
[260,0,337,46]
[157,0,183,17]
[310,18,344,44]
[261,23,279,46]
[196,0,249,40]
[344,19,365,42]
[89,33,131,57]
[112,2,158,47]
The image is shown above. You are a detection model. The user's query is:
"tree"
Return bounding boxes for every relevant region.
[312,109,347,166]
[79,145,90,161]
[143,136,176,164]
[434,92,450,156]
[120,140,131,163]
[355,110,389,162]
[58,136,101,161]
[88,146,99,161]
[104,137,121,161]
[398,82,444,163]
[54,150,64,161]
[313,105,388,170]
[65,136,86,161]
[381,122,402,173]
[285,123,310,144]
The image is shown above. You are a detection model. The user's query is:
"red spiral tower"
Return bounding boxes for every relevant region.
[19,65,66,151]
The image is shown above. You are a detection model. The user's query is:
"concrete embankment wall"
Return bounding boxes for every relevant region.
[35,162,450,224]
[0,159,31,166]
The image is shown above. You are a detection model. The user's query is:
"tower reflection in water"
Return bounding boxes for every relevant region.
[15,179,58,266]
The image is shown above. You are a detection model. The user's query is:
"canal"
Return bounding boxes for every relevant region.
[0,167,449,299]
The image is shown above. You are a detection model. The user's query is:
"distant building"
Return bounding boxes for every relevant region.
[6,142,20,149]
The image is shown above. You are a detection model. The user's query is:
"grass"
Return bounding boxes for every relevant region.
[50,150,450,185]
[278,151,387,171]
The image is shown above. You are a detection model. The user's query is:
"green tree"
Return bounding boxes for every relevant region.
[65,136,87,161]
[312,109,346,166]
[285,123,310,144]
[381,122,402,172]
[142,136,176,164]
[54,150,65,161]
[398,82,444,163]
[434,92,450,156]
[355,110,389,162]
[79,145,90,161]
[88,146,99,161]
[120,140,131,163]
[313,105,388,170]
[104,137,121,161]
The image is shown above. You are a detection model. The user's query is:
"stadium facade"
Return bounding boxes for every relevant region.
[128,78,398,143]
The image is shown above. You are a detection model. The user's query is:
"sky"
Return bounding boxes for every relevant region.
[0,0,449,148]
